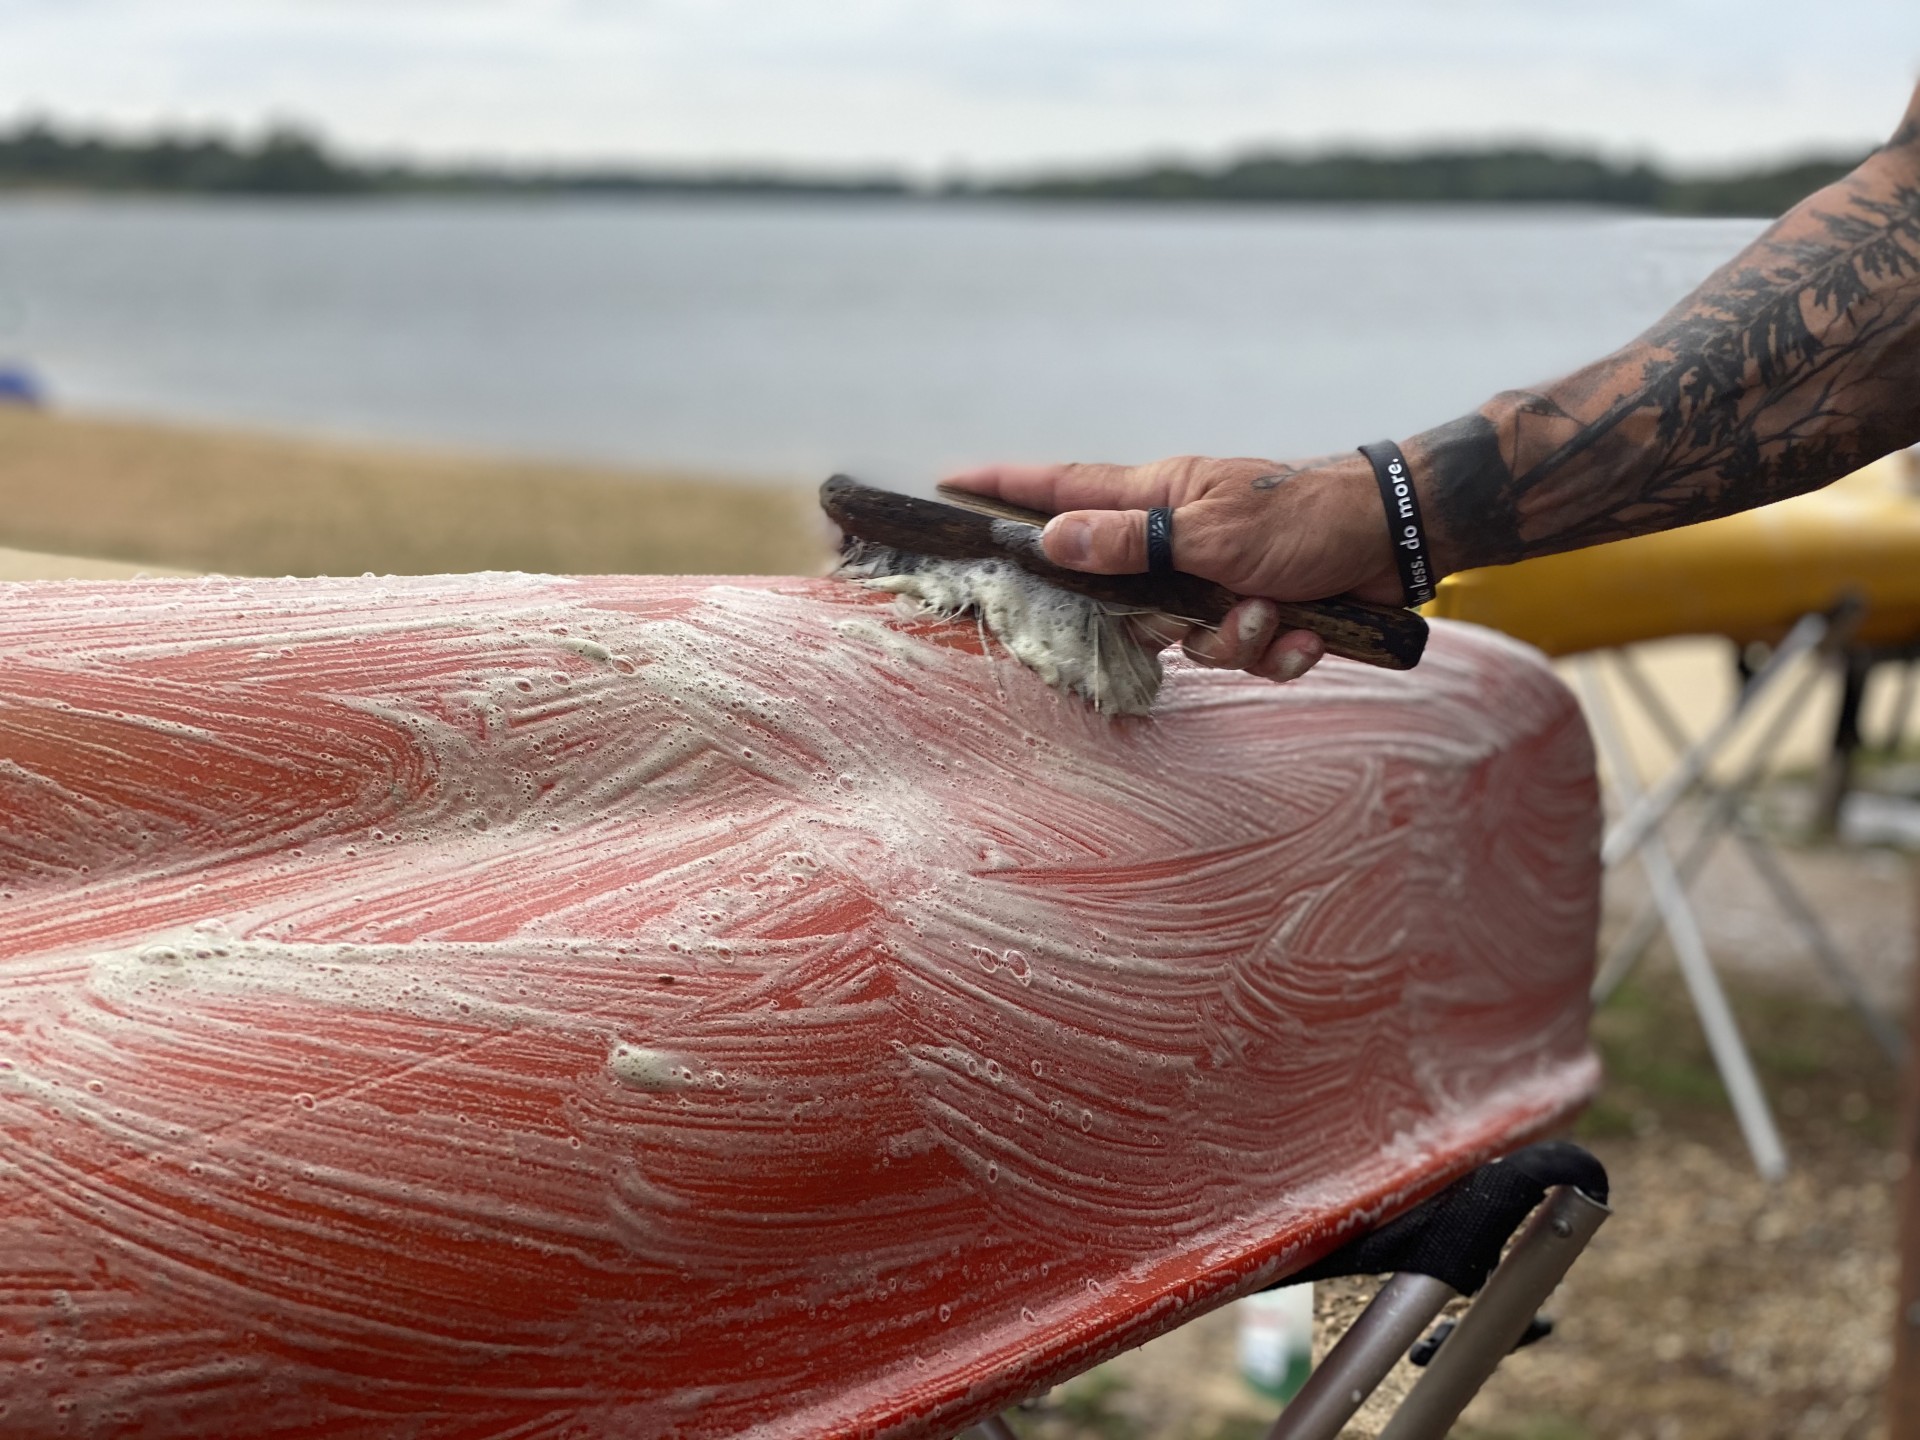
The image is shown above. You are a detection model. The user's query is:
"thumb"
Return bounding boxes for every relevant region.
[1041,508,1160,574]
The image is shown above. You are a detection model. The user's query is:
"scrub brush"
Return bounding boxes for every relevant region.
[822,474,1426,716]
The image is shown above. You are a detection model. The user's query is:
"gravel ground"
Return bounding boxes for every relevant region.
[994,799,1916,1440]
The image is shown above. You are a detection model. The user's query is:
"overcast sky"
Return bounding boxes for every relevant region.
[1,1,1917,175]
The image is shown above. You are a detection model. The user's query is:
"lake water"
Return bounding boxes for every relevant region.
[0,197,1766,487]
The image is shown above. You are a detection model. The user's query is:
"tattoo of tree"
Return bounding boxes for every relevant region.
[1416,160,1920,571]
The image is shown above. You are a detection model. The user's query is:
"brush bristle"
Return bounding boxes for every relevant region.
[834,539,1164,716]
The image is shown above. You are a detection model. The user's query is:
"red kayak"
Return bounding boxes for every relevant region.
[0,574,1600,1438]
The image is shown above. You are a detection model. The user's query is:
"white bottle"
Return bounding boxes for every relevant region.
[1235,1285,1315,1401]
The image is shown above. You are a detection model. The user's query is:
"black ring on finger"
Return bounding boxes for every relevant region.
[1145,507,1175,576]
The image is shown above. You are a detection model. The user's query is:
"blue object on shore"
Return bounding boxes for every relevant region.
[0,364,46,407]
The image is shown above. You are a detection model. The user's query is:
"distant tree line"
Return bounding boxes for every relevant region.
[0,118,1871,218]
[992,148,1868,218]
[0,122,367,195]
[0,120,907,198]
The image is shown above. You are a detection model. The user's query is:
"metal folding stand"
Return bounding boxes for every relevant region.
[1593,612,1830,876]
[964,1143,1612,1440]
[1593,644,1907,1064]
[1573,600,1905,1182]
[1266,1143,1609,1440]
[1578,659,1791,1181]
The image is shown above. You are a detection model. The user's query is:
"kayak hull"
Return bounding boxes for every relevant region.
[0,574,1600,1438]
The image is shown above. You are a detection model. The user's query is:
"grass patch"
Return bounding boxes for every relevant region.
[1010,1369,1141,1440]
[1589,975,1727,1108]
[1587,964,1899,1150]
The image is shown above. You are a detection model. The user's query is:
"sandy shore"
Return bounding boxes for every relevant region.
[0,545,193,580]
[0,409,828,579]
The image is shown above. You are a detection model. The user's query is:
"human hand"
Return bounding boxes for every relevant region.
[942,453,1402,683]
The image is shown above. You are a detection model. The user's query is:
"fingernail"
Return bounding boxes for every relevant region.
[1044,516,1093,566]
[1237,600,1279,647]
[1273,650,1311,682]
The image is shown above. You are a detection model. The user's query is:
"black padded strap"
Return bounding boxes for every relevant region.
[1275,1141,1608,1299]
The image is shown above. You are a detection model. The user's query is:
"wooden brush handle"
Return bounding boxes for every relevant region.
[1266,596,1428,670]
[1033,564,1428,671]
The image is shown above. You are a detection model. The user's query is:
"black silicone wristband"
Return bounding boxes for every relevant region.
[1359,441,1436,607]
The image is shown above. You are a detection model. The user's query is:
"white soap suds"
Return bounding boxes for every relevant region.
[607,1043,699,1092]
[851,557,1164,716]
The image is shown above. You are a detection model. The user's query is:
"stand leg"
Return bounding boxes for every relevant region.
[1580,665,1790,1180]
[1608,647,1695,755]
[1376,1186,1611,1440]
[1815,650,1871,835]
[1264,1274,1456,1440]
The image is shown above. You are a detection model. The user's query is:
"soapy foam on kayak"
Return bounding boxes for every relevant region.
[836,545,1164,716]
[0,572,1603,1439]
[607,1042,699,1092]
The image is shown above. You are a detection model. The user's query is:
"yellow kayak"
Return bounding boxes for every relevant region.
[1426,453,1920,655]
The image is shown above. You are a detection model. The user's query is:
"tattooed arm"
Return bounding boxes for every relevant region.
[945,83,1920,682]
[1416,81,1920,571]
